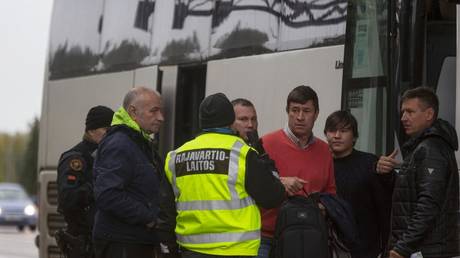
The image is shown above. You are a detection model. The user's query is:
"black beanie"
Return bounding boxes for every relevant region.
[85,105,114,131]
[199,93,235,129]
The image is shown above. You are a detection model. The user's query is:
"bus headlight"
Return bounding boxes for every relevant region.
[24,205,36,216]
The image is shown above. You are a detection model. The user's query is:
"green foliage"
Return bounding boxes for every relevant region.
[0,118,39,195]
[0,133,27,183]
[17,118,39,195]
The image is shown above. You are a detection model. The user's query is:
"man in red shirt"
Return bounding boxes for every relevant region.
[256,85,336,258]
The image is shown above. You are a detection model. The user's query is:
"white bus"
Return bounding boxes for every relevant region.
[37,0,459,257]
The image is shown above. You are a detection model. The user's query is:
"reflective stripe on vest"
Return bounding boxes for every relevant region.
[177,230,260,244]
[167,140,255,212]
[164,133,261,256]
[228,141,243,199]
[177,196,254,211]
[167,150,180,197]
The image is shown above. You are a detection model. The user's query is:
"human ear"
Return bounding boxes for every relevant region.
[425,107,435,121]
[127,105,137,118]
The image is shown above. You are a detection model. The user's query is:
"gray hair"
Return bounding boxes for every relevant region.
[123,86,160,109]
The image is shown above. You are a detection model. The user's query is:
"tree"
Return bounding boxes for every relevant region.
[0,132,27,183]
[17,118,39,195]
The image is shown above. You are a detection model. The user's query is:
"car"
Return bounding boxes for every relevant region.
[0,183,38,231]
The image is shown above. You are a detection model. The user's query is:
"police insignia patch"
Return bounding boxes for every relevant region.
[69,159,83,172]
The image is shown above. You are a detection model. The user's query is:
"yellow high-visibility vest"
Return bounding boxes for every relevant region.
[164,132,261,256]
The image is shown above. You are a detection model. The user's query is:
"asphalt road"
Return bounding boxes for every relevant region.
[0,226,38,258]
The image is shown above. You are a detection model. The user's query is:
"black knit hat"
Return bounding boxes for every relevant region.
[199,93,235,129]
[85,105,114,131]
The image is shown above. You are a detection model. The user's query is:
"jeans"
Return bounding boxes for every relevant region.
[255,237,273,258]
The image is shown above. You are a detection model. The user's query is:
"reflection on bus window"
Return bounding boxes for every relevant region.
[351,0,387,78]
[347,87,387,154]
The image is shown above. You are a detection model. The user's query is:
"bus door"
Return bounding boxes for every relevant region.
[157,64,206,156]
[342,0,390,156]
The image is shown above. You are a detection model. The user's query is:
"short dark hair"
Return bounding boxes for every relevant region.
[324,110,359,139]
[401,87,439,119]
[286,85,319,112]
[231,98,255,108]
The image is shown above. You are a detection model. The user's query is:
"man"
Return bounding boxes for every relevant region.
[257,85,336,258]
[377,87,459,258]
[258,85,335,257]
[92,87,169,258]
[231,98,267,155]
[324,110,392,258]
[57,105,114,258]
[164,93,285,257]
[231,98,258,142]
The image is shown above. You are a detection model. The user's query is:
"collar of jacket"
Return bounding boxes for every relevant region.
[202,127,235,134]
[111,106,150,140]
[81,137,98,152]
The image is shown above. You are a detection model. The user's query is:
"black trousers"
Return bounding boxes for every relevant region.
[94,238,157,258]
[181,248,253,258]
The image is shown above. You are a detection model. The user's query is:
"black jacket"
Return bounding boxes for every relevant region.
[390,119,459,258]
[57,138,97,235]
[333,150,392,258]
[93,125,161,244]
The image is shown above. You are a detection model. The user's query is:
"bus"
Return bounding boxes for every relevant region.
[37,0,459,257]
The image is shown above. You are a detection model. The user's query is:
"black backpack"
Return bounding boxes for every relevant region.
[271,193,330,258]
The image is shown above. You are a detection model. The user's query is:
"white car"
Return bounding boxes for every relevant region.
[0,183,38,231]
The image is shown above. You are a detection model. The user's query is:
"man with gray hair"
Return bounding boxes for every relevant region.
[92,87,172,258]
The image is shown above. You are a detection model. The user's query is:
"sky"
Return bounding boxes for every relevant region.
[0,0,54,133]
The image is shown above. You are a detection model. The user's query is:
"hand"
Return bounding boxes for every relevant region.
[146,220,156,229]
[159,242,180,258]
[318,202,326,216]
[376,149,400,174]
[280,177,308,196]
[389,250,404,258]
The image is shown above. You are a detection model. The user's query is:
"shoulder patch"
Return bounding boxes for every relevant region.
[69,158,84,172]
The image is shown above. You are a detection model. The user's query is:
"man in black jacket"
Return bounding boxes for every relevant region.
[57,105,114,258]
[93,87,176,258]
[377,87,459,258]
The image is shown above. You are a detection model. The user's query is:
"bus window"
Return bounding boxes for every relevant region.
[342,0,388,155]
[48,0,104,79]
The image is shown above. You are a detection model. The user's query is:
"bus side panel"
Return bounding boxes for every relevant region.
[39,71,135,258]
[44,72,134,167]
[134,66,158,90]
[206,45,344,139]
[157,66,178,155]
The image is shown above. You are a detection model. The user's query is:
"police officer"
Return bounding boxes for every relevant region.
[56,105,114,258]
[164,93,285,258]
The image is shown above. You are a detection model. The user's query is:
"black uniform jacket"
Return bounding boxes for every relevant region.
[57,138,97,235]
